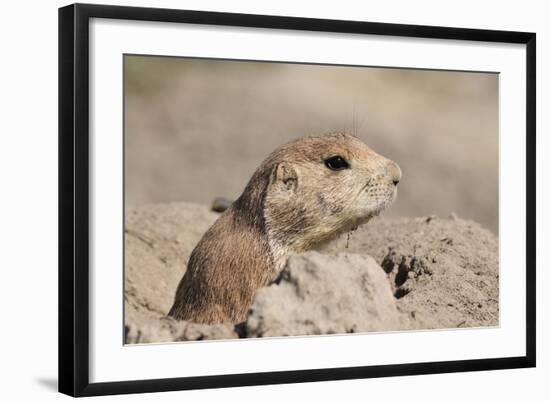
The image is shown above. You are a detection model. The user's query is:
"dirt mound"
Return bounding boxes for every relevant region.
[124,202,498,343]
[322,215,499,329]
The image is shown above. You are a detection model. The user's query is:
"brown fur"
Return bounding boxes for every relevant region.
[168,133,401,324]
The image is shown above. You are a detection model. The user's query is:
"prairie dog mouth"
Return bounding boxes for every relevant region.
[371,200,391,216]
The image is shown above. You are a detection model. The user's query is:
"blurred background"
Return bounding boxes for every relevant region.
[124,55,499,233]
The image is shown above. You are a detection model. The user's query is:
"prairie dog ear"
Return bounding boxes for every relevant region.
[270,162,298,192]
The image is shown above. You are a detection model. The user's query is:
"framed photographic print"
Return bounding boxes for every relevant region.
[58,3,536,397]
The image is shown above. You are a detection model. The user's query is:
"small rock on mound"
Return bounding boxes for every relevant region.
[125,315,237,344]
[246,252,405,337]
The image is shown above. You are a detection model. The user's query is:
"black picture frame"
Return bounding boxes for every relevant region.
[58,3,536,397]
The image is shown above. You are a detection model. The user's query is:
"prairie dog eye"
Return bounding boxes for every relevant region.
[324,155,350,171]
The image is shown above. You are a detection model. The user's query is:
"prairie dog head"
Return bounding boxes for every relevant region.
[256,133,401,252]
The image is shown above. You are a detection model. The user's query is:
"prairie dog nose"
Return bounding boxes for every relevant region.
[387,161,402,186]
